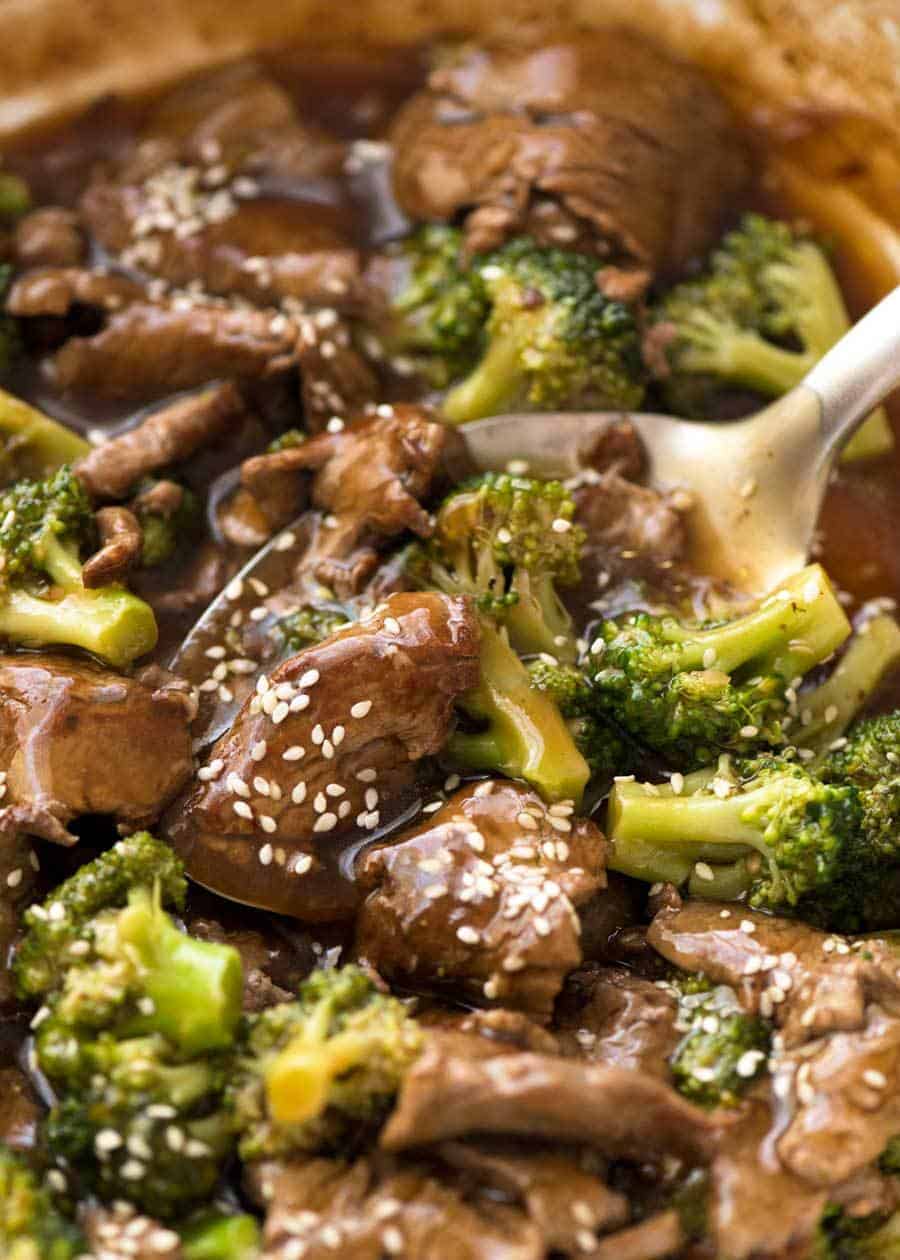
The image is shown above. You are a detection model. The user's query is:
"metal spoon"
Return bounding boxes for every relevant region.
[462,285,900,593]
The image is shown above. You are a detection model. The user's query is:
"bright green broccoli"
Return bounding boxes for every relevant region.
[278,604,350,652]
[654,213,891,460]
[0,172,30,221]
[816,1206,900,1259]
[385,225,490,387]
[136,483,202,568]
[231,965,423,1161]
[527,657,629,781]
[413,472,585,662]
[669,978,771,1108]
[588,563,851,771]
[0,463,157,665]
[441,237,645,424]
[46,1033,235,1221]
[607,754,863,913]
[180,1212,262,1260]
[0,389,90,484]
[0,1149,84,1260]
[407,472,591,802]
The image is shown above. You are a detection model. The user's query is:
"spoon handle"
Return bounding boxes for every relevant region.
[804,284,900,461]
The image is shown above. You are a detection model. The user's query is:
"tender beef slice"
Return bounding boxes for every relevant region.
[380,1026,718,1165]
[574,471,687,571]
[13,207,86,269]
[76,381,246,500]
[0,1067,41,1151]
[240,405,461,592]
[293,315,379,432]
[553,963,680,1076]
[52,298,298,401]
[437,1141,628,1253]
[249,1154,541,1260]
[592,1211,684,1260]
[0,654,194,838]
[7,266,143,318]
[420,1006,562,1057]
[165,592,480,922]
[356,780,607,1022]
[389,32,749,279]
[81,1203,183,1260]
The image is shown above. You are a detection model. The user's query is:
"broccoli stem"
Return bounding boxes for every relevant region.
[0,585,158,668]
[607,775,773,892]
[442,327,521,424]
[447,622,590,803]
[181,1214,261,1260]
[0,388,90,479]
[506,569,577,662]
[803,614,900,758]
[117,889,242,1055]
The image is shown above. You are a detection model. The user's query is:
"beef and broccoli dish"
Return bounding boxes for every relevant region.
[2,27,900,1260]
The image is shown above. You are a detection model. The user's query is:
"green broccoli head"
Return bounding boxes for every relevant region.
[418,471,585,661]
[608,754,863,915]
[653,213,893,458]
[0,463,157,665]
[46,1033,235,1221]
[278,604,350,652]
[0,1149,84,1260]
[669,978,771,1108]
[527,657,629,781]
[588,563,851,770]
[442,237,645,423]
[817,1205,900,1260]
[232,965,423,1161]
[180,1212,262,1260]
[137,483,202,568]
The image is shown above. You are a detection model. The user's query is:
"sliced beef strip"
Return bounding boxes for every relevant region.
[355,780,608,1022]
[164,592,480,922]
[81,505,143,588]
[592,1210,684,1260]
[437,1141,628,1253]
[380,1026,718,1165]
[81,1202,183,1260]
[553,963,680,1077]
[13,207,86,269]
[240,404,464,595]
[0,1066,41,1151]
[389,32,749,280]
[186,903,316,1013]
[574,470,688,579]
[248,1154,541,1260]
[0,653,194,840]
[7,266,143,318]
[76,381,246,500]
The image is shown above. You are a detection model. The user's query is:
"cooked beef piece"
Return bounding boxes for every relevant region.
[390,33,748,281]
[240,404,463,593]
[13,207,86,269]
[420,1006,562,1057]
[576,873,646,963]
[553,963,680,1076]
[81,505,143,587]
[293,315,379,432]
[76,381,246,499]
[0,654,193,840]
[592,1210,683,1260]
[381,1026,718,1164]
[81,1203,183,1260]
[165,592,480,922]
[356,780,608,1021]
[0,1066,41,1151]
[574,471,688,573]
[249,1154,541,1260]
[186,904,316,1013]
[52,298,298,401]
[438,1141,628,1252]
[580,417,646,481]
[7,266,143,317]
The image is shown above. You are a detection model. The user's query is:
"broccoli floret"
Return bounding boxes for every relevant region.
[607,755,863,913]
[46,1034,235,1221]
[137,483,202,568]
[0,1149,84,1260]
[15,831,185,998]
[669,978,771,1108]
[231,965,423,1161]
[818,1206,900,1260]
[0,172,30,221]
[386,225,490,387]
[408,473,591,801]
[442,237,645,423]
[180,1212,261,1260]
[654,213,891,459]
[0,463,157,665]
[527,657,629,781]
[588,564,851,770]
[267,427,306,454]
[278,604,350,652]
[416,472,585,661]
[800,614,900,758]
[0,388,90,483]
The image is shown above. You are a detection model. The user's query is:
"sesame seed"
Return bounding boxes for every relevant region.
[227,773,251,798]
[6,868,22,888]
[95,1129,123,1154]
[517,811,538,830]
[311,724,325,745]
[259,843,274,865]
[253,776,271,796]
[322,739,335,759]
[250,740,267,761]
[702,647,717,668]
[314,812,338,832]
[384,616,402,635]
[382,1227,404,1255]
[357,768,377,782]
[863,1069,887,1089]
[272,701,290,724]
[671,772,685,795]
[259,815,277,834]
[299,669,320,688]
[350,700,372,719]
[292,782,308,805]
[551,518,572,533]
[736,1050,765,1078]
[290,694,311,712]
[332,725,346,746]
[283,746,305,761]
[694,862,715,882]
[739,725,759,738]
[740,919,757,934]
[457,925,480,945]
